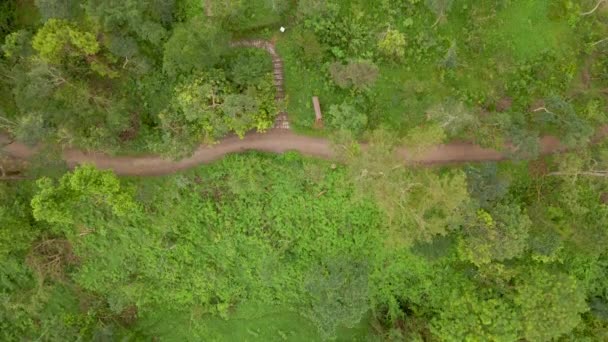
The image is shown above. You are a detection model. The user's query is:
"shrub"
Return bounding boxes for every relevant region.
[329,60,379,91]
[378,28,406,61]
[327,101,368,135]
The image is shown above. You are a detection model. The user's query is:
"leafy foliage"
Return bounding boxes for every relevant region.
[156,70,275,157]
[326,101,368,135]
[32,19,99,64]
[459,204,531,265]
[162,16,228,77]
[377,28,406,61]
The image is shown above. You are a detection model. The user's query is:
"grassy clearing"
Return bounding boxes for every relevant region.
[277,0,596,151]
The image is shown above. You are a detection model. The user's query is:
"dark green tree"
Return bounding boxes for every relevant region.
[162,16,228,77]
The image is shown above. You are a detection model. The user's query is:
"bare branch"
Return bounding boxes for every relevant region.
[547,171,608,177]
[532,107,555,115]
[591,37,608,46]
[581,0,607,16]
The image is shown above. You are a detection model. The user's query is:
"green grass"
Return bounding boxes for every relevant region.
[484,1,574,61]
[276,0,588,142]
[277,37,342,135]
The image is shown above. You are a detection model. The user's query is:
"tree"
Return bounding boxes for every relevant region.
[303,257,369,340]
[430,279,521,340]
[425,100,475,137]
[157,74,226,157]
[221,94,257,137]
[458,204,531,266]
[227,49,271,88]
[533,96,594,149]
[85,0,175,47]
[31,165,138,231]
[326,101,368,135]
[378,28,406,61]
[13,113,51,146]
[338,129,469,245]
[10,58,128,150]
[35,0,82,21]
[162,17,228,77]
[515,268,588,341]
[464,163,510,208]
[32,19,99,64]
[0,1,15,40]
[329,60,379,91]
[2,30,33,61]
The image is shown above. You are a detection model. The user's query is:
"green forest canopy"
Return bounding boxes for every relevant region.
[0,0,606,158]
[3,145,608,340]
[2,0,608,340]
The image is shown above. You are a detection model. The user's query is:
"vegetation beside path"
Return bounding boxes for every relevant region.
[4,145,608,340]
[3,1,608,341]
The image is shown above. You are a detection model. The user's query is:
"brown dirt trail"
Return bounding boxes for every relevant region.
[4,128,603,176]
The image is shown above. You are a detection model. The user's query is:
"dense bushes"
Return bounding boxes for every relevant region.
[3,148,608,340]
[0,1,280,157]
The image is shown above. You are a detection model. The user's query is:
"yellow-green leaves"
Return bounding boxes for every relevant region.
[33,19,99,64]
[31,165,138,231]
[459,205,531,266]
[378,28,406,61]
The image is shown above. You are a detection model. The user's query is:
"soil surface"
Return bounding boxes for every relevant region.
[4,128,604,176]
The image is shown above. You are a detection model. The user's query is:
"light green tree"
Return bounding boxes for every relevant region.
[32,19,99,64]
[430,281,521,340]
[378,28,406,61]
[339,129,469,245]
[515,268,588,341]
[327,101,368,136]
[31,164,138,231]
[459,204,531,266]
[304,257,369,340]
[2,30,33,60]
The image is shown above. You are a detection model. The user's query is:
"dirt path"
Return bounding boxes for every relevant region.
[2,39,606,177]
[3,128,600,176]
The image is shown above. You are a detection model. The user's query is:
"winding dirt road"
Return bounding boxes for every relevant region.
[1,128,588,176]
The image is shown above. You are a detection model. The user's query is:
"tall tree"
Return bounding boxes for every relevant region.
[338,129,469,245]
[85,0,175,47]
[303,256,370,340]
[162,16,228,77]
[514,268,588,341]
[458,204,531,266]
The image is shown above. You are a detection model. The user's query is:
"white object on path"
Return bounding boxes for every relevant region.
[280,26,286,33]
